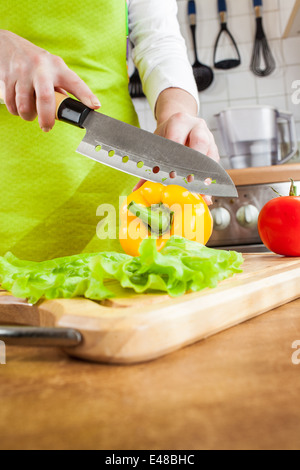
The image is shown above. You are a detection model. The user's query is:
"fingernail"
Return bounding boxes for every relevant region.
[42,127,51,133]
[91,98,101,108]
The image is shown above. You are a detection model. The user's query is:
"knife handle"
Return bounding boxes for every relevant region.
[55,92,92,128]
[0,89,92,129]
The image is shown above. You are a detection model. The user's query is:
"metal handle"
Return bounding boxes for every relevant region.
[276,111,298,165]
[0,326,82,348]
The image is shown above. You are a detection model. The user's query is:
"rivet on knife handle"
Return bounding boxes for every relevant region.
[55,91,92,128]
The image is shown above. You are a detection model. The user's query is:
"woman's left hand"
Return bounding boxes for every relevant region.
[133,112,220,205]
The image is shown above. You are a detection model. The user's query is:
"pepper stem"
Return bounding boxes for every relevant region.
[128,201,174,236]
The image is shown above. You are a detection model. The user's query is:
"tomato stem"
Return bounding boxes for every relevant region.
[271,187,282,197]
[289,179,298,197]
[271,179,298,198]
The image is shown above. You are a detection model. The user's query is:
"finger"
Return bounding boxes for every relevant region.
[133,179,146,192]
[162,113,194,145]
[33,75,56,132]
[2,81,19,116]
[54,86,68,96]
[57,68,101,109]
[202,195,213,206]
[15,81,37,121]
[207,142,220,163]
[188,123,212,156]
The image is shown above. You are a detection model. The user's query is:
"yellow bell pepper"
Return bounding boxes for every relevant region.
[120,182,213,257]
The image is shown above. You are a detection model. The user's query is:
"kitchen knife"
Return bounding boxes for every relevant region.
[0,91,237,197]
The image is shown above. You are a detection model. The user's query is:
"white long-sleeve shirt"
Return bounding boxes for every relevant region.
[128,0,199,115]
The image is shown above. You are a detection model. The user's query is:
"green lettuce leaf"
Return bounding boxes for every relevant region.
[0,237,244,304]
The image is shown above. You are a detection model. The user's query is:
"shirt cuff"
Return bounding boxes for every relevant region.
[143,60,200,117]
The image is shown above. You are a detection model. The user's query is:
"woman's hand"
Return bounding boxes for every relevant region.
[134,88,220,203]
[133,113,219,204]
[0,30,100,132]
[154,112,220,162]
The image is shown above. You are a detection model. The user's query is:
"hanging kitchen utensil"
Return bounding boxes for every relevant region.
[126,0,145,99]
[251,0,276,77]
[188,0,214,92]
[129,65,145,99]
[214,0,241,70]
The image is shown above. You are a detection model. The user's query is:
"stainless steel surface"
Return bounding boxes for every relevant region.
[77,111,238,198]
[0,326,82,348]
[208,181,300,248]
[215,106,298,169]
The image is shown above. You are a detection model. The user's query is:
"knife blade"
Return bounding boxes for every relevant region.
[1,90,238,197]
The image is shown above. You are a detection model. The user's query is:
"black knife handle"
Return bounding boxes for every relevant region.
[55,92,92,128]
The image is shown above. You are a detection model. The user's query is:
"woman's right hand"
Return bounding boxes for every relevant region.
[0,30,101,132]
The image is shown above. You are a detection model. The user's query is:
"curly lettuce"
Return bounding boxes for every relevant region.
[0,237,244,304]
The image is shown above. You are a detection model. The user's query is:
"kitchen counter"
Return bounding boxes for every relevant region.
[0,298,300,451]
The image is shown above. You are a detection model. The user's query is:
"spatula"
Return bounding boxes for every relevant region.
[0,90,237,198]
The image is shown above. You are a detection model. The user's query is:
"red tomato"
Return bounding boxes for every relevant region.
[258,195,300,257]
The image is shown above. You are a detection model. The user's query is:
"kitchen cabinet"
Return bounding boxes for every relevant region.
[281,0,300,38]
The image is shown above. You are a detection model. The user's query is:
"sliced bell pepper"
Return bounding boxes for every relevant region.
[120,182,213,257]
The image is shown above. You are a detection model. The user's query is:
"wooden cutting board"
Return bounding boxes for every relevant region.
[1,253,300,364]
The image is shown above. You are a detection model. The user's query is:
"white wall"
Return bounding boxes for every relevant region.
[132,0,300,164]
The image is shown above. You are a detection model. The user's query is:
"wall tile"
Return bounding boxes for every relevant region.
[200,100,230,129]
[230,15,255,45]
[283,37,300,65]
[226,0,252,17]
[199,73,229,104]
[263,11,282,39]
[132,97,147,113]
[196,18,220,49]
[229,97,259,108]
[257,94,288,110]
[227,71,257,101]
[285,65,300,103]
[255,67,287,97]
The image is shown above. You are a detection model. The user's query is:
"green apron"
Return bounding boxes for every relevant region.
[0,0,139,261]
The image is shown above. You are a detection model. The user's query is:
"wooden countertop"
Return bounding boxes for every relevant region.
[228,164,300,187]
[0,298,300,450]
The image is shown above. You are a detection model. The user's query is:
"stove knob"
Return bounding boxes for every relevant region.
[236,205,259,228]
[211,207,231,231]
